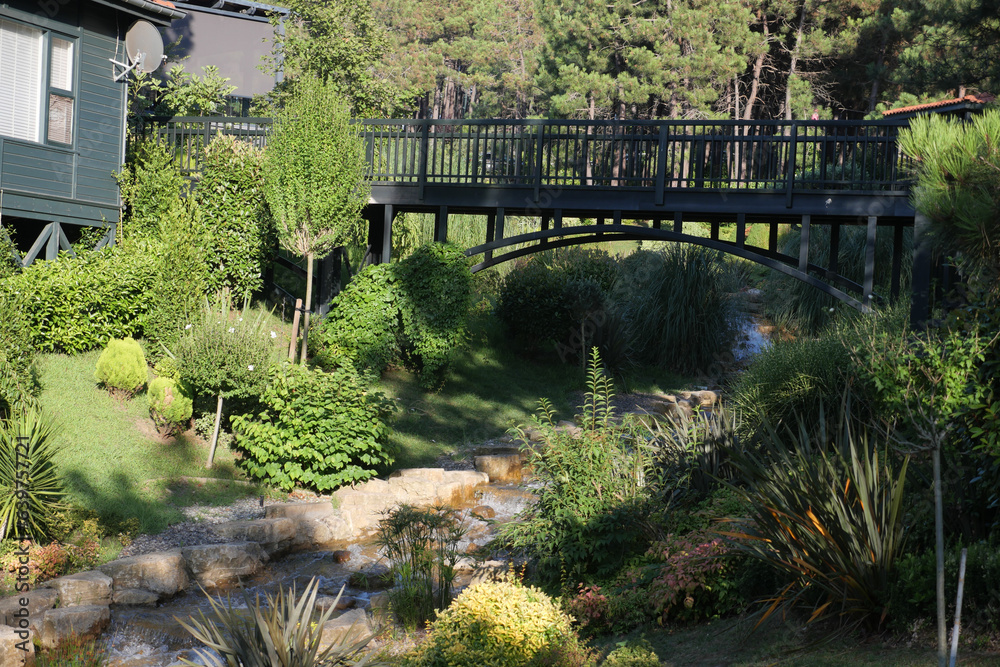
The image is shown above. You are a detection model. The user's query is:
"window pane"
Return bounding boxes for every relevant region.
[50,37,73,92]
[0,19,43,142]
[48,94,73,144]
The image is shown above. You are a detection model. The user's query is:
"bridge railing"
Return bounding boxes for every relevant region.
[132,116,912,196]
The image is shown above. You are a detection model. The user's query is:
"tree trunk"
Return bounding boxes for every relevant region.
[299,252,314,364]
[288,297,302,361]
[206,393,224,469]
[744,20,767,121]
[868,33,887,113]
[935,444,947,667]
[783,1,808,121]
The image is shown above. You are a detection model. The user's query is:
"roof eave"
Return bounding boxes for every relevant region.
[93,0,186,24]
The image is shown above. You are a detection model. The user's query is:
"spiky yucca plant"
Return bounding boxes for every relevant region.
[718,406,909,631]
[0,407,66,540]
[177,578,378,667]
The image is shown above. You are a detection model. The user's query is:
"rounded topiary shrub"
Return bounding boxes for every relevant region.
[94,337,147,399]
[148,376,194,435]
[407,578,592,667]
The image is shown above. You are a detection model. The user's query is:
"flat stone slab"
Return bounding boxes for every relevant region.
[99,550,188,597]
[0,588,59,631]
[264,502,336,522]
[47,570,113,607]
[112,588,161,606]
[213,518,296,557]
[318,608,372,652]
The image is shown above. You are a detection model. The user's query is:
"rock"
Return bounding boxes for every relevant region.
[386,477,439,506]
[112,588,160,606]
[471,505,496,519]
[264,502,335,522]
[99,550,189,597]
[435,481,471,505]
[38,605,110,650]
[0,588,59,631]
[311,515,354,545]
[442,470,490,487]
[46,570,112,607]
[389,468,446,484]
[0,624,34,667]
[181,542,267,589]
[316,595,354,613]
[680,390,719,408]
[348,563,392,591]
[318,608,373,652]
[213,518,296,558]
[366,592,391,614]
[474,454,522,483]
[470,560,509,587]
[331,550,352,564]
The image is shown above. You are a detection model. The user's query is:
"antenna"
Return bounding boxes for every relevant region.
[110,21,165,82]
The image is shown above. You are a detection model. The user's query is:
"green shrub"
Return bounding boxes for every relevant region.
[148,376,194,435]
[178,578,374,667]
[394,243,474,388]
[495,258,572,353]
[500,350,653,585]
[602,639,660,667]
[313,263,398,379]
[231,362,395,492]
[195,135,277,301]
[406,577,593,667]
[720,411,909,632]
[0,408,67,540]
[315,242,473,387]
[144,198,211,349]
[3,243,157,353]
[94,337,148,399]
[375,504,466,629]
[0,288,37,419]
[117,137,188,240]
[152,356,181,381]
[607,247,737,375]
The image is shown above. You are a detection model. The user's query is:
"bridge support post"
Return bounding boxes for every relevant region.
[673,212,683,234]
[435,206,449,243]
[863,216,877,312]
[798,215,810,272]
[380,205,394,264]
[911,212,932,330]
[891,223,904,300]
[736,213,746,248]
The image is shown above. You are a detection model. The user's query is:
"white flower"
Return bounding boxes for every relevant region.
[828,307,835,313]
[270,331,277,339]
[185,324,192,330]
[238,317,243,322]
[228,327,235,333]
[247,365,255,371]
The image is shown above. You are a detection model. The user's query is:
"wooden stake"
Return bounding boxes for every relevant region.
[288,298,302,361]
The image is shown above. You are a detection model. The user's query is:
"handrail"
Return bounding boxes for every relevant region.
[131,115,913,195]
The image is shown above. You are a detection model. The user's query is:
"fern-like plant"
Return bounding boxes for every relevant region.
[177,578,378,667]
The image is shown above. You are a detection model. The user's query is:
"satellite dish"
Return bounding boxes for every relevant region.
[111,20,165,81]
[125,21,164,74]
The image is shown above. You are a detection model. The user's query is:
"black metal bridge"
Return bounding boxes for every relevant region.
[139,116,933,323]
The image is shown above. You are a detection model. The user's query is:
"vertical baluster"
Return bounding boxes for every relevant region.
[863,215,877,311]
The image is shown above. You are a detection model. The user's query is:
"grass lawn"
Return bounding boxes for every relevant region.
[37,350,267,535]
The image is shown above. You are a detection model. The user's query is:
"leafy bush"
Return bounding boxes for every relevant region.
[719,413,909,632]
[0,288,37,419]
[117,137,188,240]
[602,639,660,667]
[315,242,474,387]
[0,408,67,540]
[406,577,593,667]
[500,350,653,585]
[3,243,157,353]
[178,578,375,667]
[195,135,277,301]
[495,258,572,353]
[148,376,194,435]
[144,199,211,349]
[94,337,147,399]
[231,362,395,491]
[376,504,467,629]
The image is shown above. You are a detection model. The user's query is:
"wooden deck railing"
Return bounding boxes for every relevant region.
[133,116,913,198]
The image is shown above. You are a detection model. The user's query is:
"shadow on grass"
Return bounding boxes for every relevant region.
[62,468,184,535]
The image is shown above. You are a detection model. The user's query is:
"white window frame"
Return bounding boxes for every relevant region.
[0,16,78,148]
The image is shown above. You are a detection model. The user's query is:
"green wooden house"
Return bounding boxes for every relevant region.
[0,0,183,266]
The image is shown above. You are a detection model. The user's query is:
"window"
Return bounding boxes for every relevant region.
[0,18,76,146]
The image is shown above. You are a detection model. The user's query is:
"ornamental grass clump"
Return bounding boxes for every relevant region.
[406,577,593,667]
[94,337,147,400]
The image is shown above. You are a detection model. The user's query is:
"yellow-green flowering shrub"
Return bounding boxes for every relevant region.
[407,578,593,667]
[94,337,147,399]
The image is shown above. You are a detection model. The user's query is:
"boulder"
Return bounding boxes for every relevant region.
[112,588,160,606]
[389,468,446,484]
[213,518,296,558]
[471,505,496,520]
[386,477,439,506]
[0,624,34,667]
[38,605,110,650]
[318,608,373,652]
[0,588,59,632]
[310,515,354,546]
[46,570,112,607]
[474,454,523,483]
[347,563,392,591]
[99,550,188,597]
[315,595,353,613]
[680,390,719,408]
[181,542,267,589]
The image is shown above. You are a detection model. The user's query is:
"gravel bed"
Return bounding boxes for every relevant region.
[118,497,269,558]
